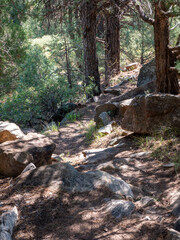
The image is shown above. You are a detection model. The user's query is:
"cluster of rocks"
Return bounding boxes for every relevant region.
[0,59,180,239]
[0,121,56,177]
[94,59,180,134]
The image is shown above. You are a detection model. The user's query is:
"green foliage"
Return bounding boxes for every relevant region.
[66,112,81,122]
[0,0,27,94]
[0,42,86,127]
[46,122,60,133]
[85,121,97,143]
[120,16,154,64]
[85,120,104,144]
[135,127,180,169]
[176,60,180,73]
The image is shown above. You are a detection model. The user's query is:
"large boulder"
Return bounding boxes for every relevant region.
[137,58,156,87]
[121,93,180,134]
[15,162,134,199]
[0,121,25,144]
[0,133,56,177]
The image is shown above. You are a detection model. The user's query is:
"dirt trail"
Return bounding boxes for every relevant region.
[0,75,180,240]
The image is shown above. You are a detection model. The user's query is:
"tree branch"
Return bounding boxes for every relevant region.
[170,22,180,31]
[132,0,154,25]
[168,45,180,51]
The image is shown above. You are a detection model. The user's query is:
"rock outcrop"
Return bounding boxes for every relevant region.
[137,58,156,87]
[15,162,134,199]
[0,133,56,177]
[0,121,25,144]
[121,93,180,134]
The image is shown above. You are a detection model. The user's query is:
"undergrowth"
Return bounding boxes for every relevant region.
[85,120,104,144]
[135,126,180,170]
[66,112,81,122]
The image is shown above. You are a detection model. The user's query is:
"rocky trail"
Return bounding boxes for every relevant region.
[0,68,180,240]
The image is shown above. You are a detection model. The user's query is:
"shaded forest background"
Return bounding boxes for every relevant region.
[0,0,179,128]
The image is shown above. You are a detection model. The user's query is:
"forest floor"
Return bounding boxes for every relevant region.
[0,70,180,240]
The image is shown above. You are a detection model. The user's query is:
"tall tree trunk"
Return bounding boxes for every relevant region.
[81,0,101,96]
[105,7,120,86]
[154,2,179,94]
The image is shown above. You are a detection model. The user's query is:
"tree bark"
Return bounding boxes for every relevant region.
[105,7,120,86]
[81,0,101,96]
[154,2,179,94]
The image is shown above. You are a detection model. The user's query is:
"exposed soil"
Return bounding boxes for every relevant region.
[0,72,180,240]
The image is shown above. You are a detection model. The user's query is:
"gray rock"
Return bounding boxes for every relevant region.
[121,94,180,134]
[98,112,111,127]
[109,137,122,146]
[15,162,134,199]
[94,103,118,126]
[96,161,118,172]
[129,152,152,158]
[137,59,156,87]
[0,121,25,144]
[22,163,36,173]
[82,147,120,164]
[93,96,99,102]
[103,199,135,220]
[0,207,18,240]
[98,121,117,135]
[163,163,175,168]
[87,170,134,199]
[0,133,56,177]
[137,196,155,208]
[167,229,180,240]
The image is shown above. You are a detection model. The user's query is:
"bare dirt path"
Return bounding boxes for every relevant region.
[0,74,180,240]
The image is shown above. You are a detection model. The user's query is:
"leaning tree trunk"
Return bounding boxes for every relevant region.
[81,0,101,96]
[154,3,179,94]
[105,7,120,86]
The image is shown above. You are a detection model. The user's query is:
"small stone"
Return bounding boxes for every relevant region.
[22,163,36,173]
[114,142,125,148]
[98,121,117,135]
[129,152,152,158]
[137,196,155,208]
[98,112,111,126]
[144,216,151,221]
[163,163,175,168]
[93,96,99,102]
[110,137,122,146]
